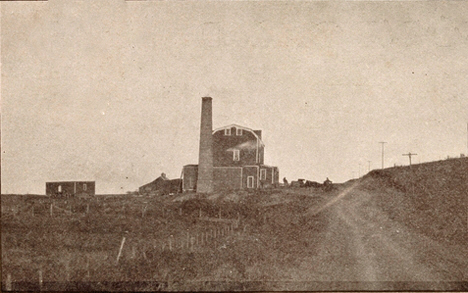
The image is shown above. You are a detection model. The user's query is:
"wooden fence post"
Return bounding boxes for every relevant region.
[169,236,172,251]
[6,274,12,291]
[65,260,70,282]
[38,269,43,289]
[142,205,147,218]
[86,257,90,279]
[116,237,126,264]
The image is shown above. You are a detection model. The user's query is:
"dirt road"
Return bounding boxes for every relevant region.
[294,183,468,290]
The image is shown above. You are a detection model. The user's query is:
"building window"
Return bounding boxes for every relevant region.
[236,128,243,136]
[247,176,255,188]
[260,169,267,180]
[224,128,231,136]
[233,149,240,161]
[83,183,87,191]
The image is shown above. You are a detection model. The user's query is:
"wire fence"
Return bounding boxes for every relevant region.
[2,200,245,291]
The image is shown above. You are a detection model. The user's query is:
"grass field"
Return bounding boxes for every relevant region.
[1,189,330,291]
[2,157,466,291]
[362,157,468,245]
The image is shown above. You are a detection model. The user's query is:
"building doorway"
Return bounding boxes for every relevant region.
[247,176,255,188]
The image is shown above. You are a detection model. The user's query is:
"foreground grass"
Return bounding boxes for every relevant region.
[1,190,329,291]
[4,158,464,291]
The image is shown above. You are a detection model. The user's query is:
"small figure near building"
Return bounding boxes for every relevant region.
[323,177,333,191]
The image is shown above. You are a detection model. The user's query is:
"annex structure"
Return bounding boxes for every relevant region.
[46,181,95,197]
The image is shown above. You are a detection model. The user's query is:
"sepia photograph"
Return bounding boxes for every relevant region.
[1,0,467,291]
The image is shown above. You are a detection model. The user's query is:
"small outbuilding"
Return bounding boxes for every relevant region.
[46,181,95,197]
[139,173,182,196]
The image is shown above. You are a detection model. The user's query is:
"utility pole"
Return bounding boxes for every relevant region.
[379,142,387,169]
[402,152,417,166]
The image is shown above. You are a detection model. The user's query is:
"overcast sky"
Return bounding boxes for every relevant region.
[2,0,467,194]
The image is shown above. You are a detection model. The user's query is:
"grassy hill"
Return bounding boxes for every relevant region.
[1,158,466,291]
[1,189,331,291]
[360,157,467,245]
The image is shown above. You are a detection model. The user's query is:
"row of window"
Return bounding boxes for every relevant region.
[57,184,87,192]
[224,128,243,136]
[232,151,265,176]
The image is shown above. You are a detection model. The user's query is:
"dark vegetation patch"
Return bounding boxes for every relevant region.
[1,189,329,291]
[361,157,467,245]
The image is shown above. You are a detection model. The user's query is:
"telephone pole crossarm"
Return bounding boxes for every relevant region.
[402,152,418,166]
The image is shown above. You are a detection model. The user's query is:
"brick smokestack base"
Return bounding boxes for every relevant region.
[196,97,214,193]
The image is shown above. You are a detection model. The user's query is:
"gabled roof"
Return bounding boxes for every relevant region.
[213,124,265,147]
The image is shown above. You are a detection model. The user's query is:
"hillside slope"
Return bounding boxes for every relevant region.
[1,158,466,291]
[360,157,467,245]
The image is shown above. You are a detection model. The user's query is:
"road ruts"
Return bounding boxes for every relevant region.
[295,184,468,291]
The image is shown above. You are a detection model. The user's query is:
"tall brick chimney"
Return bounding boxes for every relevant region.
[196,97,214,193]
